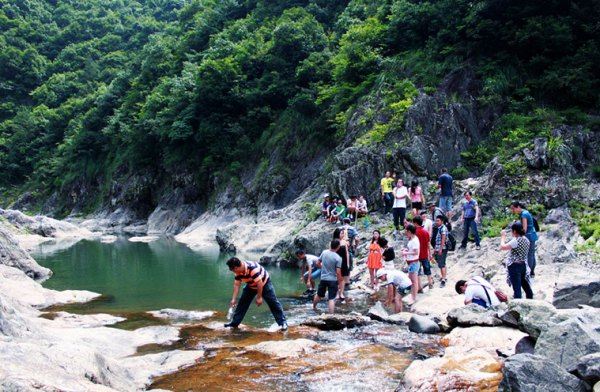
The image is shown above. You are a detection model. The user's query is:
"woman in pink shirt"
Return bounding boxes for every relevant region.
[409,180,425,217]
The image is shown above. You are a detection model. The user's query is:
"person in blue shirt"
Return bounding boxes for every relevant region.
[510,202,539,277]
[437,168,453,215]
[460,191,481,250]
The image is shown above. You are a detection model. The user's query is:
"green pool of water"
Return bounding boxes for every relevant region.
[33,238,302,326]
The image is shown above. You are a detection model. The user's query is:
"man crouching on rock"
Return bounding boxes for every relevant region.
[224,257,288,331]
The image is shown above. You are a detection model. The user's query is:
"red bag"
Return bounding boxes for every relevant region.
[495,290,509,303]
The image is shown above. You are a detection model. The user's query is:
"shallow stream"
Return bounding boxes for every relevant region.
[33,238,441,391]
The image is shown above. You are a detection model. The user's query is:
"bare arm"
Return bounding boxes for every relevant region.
[521,217,528,233]
[464,298,472,305]
[231,280,241,306]
[500,233,512,251]
[476,206,481,221]
[386,285,394,305]
[255,279,265,305]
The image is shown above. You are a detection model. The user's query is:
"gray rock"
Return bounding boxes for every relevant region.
[535,313,600,370]
[515,336,536,355]
[553,270,600,309]
[544,206,574,225]
[523,137,549,169]
[499,300,560,339]
[0,226,51,281]
[569,353,600,384]
[367,302,389,321]
[408,315,441,334]
[446,303,504,328]
[215,228,236,253]
[499,354,590,392]
[301,313,371,331]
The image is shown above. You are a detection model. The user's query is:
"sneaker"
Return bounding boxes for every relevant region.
[302,289,312,296]
[224,322,237,328]
[280,322,288,331]
[476,245,481,250]
[458,246,467,251]
[440,279,446,288]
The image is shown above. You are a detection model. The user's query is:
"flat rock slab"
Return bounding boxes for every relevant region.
[301,313,371,331]
[246,338,318,358]
[499,354,589,392]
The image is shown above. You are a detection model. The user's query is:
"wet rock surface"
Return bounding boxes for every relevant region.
[499,354,590,392]
[408,315,441,334]
[301,313,372,330]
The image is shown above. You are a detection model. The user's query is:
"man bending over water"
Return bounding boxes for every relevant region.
[224,257,288,331]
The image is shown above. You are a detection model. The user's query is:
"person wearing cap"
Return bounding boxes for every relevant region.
[377,269,412,313]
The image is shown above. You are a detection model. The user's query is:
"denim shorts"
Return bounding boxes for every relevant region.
[303,269,321,281]
[407,261,420,274]
[420,259,431,275]
[439,196,453,213]
[397,285,412,295]
[317,280,338,300]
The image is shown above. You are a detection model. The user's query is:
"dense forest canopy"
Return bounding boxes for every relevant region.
[1,0,598,213]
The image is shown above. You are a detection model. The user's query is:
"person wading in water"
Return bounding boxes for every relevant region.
[224,257,288,331]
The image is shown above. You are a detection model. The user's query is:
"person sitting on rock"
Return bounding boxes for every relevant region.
[455,276,500,308]
[377,269,412,313]
[313,240,343,314]
[321,195,332,219]
[225,257,287,330]
[346,195,358,221]
[357,195,368,217]
[329,199,346,223]
[296,250,320,295]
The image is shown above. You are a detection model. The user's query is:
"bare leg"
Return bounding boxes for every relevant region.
[394,293,403,313]
[312,294,321,310]
[338,279,346,299]
[409,273,418,301]
[328,299,335,313]
[369,268,375,287]
[441,267,447,280]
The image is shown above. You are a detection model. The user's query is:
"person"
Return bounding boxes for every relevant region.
[402,224,420,303]
[437,168,453,215]
[427,202,445,247]
[420,210,433,237]
[392,179,408,237]
[357,195,368,217]
[333,228,351,300]
[321,195,331,219]
[367,230,383,289]
[409,180,425,217]
[377,269,412,313]
[313,240,343,313]
[413,216,433,290]
[460,191,481,251]
[433,215,449,287]
[224,257,287,330]
[329,199,346,223]
[346,195,358,221]
[296,250,320,294]
[380,171,395,214]
[341,217,359,255]
[510,202,539,277]
[455,276,501,308]
[500,222,534,299]
[379,237,395,270]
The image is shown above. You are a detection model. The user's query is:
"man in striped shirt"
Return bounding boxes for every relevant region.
[224,257,288,330]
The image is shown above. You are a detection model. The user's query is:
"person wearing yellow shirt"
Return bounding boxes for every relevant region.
[381,171,394,214]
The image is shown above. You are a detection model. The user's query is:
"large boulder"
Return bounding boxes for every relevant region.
[215,227,236,253]
[301,313,371,331]
[408,315,440,334]
[366,302,412,325]
[553,269,600,309]
[0,226,51,280]
[401,349,503,391]
[523,137,549,169]
[499,354,590,392]
[441,327,527,357]
[569,353,600,385]
[446,303,504,328]
[535,313,600,370]
[544,206,574,225]
[498,300,561,339]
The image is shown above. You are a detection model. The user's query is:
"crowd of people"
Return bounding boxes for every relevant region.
[223,169,541,328]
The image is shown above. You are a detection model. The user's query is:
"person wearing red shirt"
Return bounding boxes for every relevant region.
[413,216,433,290]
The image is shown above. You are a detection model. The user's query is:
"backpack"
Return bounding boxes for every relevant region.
[447,232,457,251]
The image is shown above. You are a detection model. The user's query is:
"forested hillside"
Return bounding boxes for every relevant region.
[1,0,599,216]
